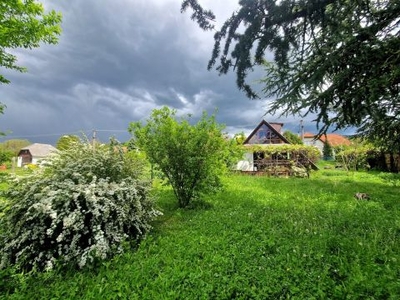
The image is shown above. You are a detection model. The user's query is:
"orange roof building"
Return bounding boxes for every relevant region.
[303,133,351,155]
[319,134,352,147]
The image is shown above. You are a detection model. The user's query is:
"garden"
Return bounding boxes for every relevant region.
[1,108,399,299]
[1,166,400,299]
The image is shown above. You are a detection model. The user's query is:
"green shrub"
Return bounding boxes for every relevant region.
[0,139,161,272]
[323,141,333,160]
[0,149,13,165]
[283,130,303,144]
[26,163,38,170]
[335,145,372,171]
[129,107,241,208]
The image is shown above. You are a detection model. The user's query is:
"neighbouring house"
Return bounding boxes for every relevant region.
[17,143,58,167]
[303,133,352,156]
[236,120,318,176]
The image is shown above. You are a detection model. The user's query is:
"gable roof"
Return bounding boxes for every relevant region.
[320,134,351,146]
[19,143,58,157]
[244,120,290,144]
[303,133,351,146]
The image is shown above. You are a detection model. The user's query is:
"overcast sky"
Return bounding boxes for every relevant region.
[1,0,325,146]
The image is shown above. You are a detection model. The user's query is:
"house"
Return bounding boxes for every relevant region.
[303,133,351,156]
[236,120,318,174]
[17,143,58,167]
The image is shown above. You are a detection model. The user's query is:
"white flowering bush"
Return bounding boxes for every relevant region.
[0,139,161,271]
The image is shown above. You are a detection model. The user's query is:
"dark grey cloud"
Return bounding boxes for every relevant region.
[0,0,335,146]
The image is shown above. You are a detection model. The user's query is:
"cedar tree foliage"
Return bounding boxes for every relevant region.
[181,0,400,137]
[129,106,240,208]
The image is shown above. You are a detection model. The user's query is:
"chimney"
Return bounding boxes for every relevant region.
[269,122,284,133]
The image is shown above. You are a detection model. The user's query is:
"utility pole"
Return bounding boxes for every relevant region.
[92,129,97,151]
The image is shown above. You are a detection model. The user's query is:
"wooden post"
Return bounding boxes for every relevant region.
[12,157,16,174]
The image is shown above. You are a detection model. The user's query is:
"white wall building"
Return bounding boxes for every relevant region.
[17,143,58,167]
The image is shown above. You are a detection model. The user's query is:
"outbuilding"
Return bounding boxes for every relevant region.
[17,143,58,167]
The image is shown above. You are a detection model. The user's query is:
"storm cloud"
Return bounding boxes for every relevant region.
[0,0,317,145]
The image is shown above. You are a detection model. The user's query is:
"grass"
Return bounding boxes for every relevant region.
[1,168,400,299]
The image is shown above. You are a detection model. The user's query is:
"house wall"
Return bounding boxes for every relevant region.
[236,152,254,171]
[17,151,32,167]
[32,156,44,165]
[17,156,47,167]
[17,156,23,168]
[303,138,324,154]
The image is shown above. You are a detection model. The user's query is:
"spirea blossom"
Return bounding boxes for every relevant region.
[0,139,161,271]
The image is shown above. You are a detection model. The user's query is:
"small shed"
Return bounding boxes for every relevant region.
[17,143,58,167]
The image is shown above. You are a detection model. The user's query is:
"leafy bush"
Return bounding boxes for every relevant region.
[25,163,38,171]
[0,151,12,166]
[335,144,372,171]
[283,130,303,144]
[0,139,161,272]
[322,141,333,160]
[56,134,81,150]
[129,107,241,208]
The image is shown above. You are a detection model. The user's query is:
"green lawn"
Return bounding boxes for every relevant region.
[1,169,400,299]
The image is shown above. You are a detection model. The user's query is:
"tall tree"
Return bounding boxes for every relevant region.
[359,116,400,153]
[1,139,31,155]
[358,116,400,171]
[322,140,333,160]
[283,130,303,145]
[182,0,400,136]
[0,1,62,84]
